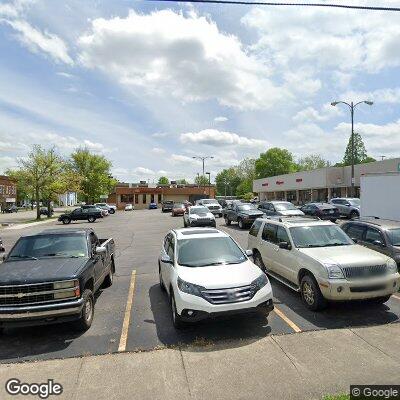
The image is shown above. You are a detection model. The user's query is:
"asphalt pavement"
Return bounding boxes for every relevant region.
[0,210,399,363]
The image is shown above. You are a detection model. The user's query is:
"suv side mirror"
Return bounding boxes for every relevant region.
[279,241,292,250]
[161,255,173,264]
[0,246,5,253]
[351,238,358,243]
[95,246,107,255]
[373,240,385,247]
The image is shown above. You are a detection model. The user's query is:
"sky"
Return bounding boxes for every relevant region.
[1,0,400,183]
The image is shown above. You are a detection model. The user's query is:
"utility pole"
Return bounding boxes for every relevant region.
[193,156,213,195]
[206,172,211,197]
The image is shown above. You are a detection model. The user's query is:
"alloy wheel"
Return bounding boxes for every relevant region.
[302,282,315,305]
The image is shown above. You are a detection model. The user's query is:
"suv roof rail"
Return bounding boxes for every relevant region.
[264,215,320,223]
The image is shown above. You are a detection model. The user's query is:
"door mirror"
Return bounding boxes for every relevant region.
[373,240,385,247]
[344,202,351,207]
[245,249,253,257]
[161,255,173,264]
[95,246,107,255]
[279,241,292,250]
[0,246,5,253]
[2,254,7,261]
[351,238,358,243]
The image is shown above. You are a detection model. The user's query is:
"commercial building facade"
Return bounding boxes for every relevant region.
[58,191,78,207]
[108,182,216,210]
[0,175,17,211]
[253,158,400,204]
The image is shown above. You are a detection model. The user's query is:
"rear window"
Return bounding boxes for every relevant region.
[249,220,263,237]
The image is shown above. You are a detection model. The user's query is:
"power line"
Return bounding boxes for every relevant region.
[148,0,400,12]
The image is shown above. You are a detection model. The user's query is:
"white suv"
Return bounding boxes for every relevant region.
[196,199,223,217]
[159,228,274,328]
[248,217,400,311]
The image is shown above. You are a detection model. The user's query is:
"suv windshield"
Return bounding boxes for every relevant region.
[275,202,297,211]
[8,234,88,259]
[290,225,353,248]
[177,237,246,267]
[238,204,257,211]
[190,207,209,215]
[174,203,184,208]
[388,229,400,246]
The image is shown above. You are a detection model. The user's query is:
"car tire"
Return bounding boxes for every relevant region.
[170,292,185,329]
[74,289,94,331]
[159,264,166,292]
[370,295,391,304]
[62,217,71,225]
[225,217,231,226]
[109,209,115,214]
[300,274,327,311]
[212,221,217,228]
[238,218,245,229]
[349,210,358,219]
[253,251,267,274]
[330,219,337,223]
[88,216,96,223]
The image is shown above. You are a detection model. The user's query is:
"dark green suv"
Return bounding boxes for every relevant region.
[342,217,400,269]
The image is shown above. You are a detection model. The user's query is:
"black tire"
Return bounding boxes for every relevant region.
[330,219,337,223]
[238,218,245,229]
[159,265,166,292]
[170,292,185,329]
[109,209,115,214]
[370,295,391,304]
[253,251,267,274]
[349,210,359,219]
[225,217,231,226]
[74,289,94,331]
[212,221,217,228]
[102,260,114,288]
[62,217,71,225]
[300,274,327,311]
[88,216,96,223]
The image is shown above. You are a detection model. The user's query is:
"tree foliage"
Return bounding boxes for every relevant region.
[157,176,169,185]
[195,175,210,186]
[215,167,241,196]
[297,154,330,171]
[342,132,375,165]
[176,178,188,184]
[255,148,297,179]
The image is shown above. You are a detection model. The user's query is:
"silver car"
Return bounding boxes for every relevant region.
[329,198,360,219]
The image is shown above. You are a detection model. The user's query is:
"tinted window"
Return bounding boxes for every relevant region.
[365,228,384,244]
[343,224,365,240]
[290,225,353,248]
[262,223,277,243]
[238,204,257,211]
[249,220,263,237]
[275,202,297,211]
[388,229,400,246]
[276,226,290,243]
[190,207,209,215]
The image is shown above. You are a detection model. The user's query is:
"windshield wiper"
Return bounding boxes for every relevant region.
[41,253,81,258]
[9,255,38,260]
[324,243,349,247]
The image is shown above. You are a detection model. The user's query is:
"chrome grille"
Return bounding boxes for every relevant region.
[201,285,256,304]
[0,283,53,296]
[208,205,220,210]
[342,265,387,280]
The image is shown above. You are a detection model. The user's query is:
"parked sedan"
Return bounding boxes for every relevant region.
[159,228,274,328]
[300,202,340,222]
[124,204,134,211]
[258,201,304,217]
[172,203,185,217]
[183,206,216,227]
[2,205,18,213]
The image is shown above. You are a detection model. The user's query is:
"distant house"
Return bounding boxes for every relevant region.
[0,175,17,211]
[58,192,77,207]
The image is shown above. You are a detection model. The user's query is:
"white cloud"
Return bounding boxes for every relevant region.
[180,128,267,148]
[56,72,74,79]
[151,147,166,154]
[0,0,35,18]
[0,156,18,173]
[214,116,228,123]
[133,166,155,175]
[2,19,73,65]
[170,154,199,165]
[340,88,400,105]
[293,103,343,123]
[78,9,289,110]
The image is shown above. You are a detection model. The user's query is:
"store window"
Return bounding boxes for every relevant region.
[142,194,146,204]
[158,194,162,203]
[151,194,155,203]
[135,194,139,204]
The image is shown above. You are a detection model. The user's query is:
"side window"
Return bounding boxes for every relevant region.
[262,223,277,243]
[164,234,171,253]
[249,220,263,237]
[343,224,365,240]
[331,199,338,204]
[276,226,290,243]
[168,235,175,260]
[364,228,385,244]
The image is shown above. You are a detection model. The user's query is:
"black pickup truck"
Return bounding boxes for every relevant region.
[58,207,103,224]
[224,203,264,229]
[0,228,115,332]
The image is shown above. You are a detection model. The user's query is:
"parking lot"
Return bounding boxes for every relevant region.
[0,209,399,363]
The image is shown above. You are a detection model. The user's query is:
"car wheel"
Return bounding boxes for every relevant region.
[212,221,217,228]
[238,218,245,229]
[88,216,96,223]
[62,217,71,225]
[109,209,115,214]
[74,289,94,331]
[253,251,267,274]
[159,265,166,292]
[225,217,231,226]
[170,292,185,329]
[350,210,358,219]
[330,219,337,223]
[300,274,327,311]
[370,295,391,304]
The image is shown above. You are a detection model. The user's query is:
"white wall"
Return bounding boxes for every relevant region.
[360,174,400,220]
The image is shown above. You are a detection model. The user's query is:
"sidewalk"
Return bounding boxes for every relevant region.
[1,323,399,400]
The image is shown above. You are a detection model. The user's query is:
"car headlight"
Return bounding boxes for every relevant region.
[325,263,345,279]
[251,274,268,292]
[177,277,205,297]
[54,280,77,289]
[387,259,398,274]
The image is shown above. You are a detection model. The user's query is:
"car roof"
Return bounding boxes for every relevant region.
[22,228,92,237]
[307,202,334,208]
[345,217,400,229]
[255,216,334,228]
[174,228,227,239]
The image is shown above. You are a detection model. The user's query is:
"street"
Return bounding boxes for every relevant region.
[0,210,399,363]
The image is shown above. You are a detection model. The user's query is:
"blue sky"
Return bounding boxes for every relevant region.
[1,0,400,182]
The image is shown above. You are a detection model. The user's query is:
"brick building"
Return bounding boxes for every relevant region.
[108,182,216,210]
[0,175,17,210]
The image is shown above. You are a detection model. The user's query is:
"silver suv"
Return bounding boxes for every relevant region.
[329,198,360,219]
[248,217,399,311]
[196,199,223,217]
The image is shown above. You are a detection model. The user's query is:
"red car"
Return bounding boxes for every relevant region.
[172,203,186,217]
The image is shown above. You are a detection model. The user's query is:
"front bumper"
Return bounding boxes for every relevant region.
[189,219,216,227]
[318,274,400,300]
[0,298,85,326]
[174,283,273,322]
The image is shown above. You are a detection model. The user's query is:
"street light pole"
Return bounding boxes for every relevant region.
[331,100,373,197]
[206,172,211,197]
[193,156,214,195]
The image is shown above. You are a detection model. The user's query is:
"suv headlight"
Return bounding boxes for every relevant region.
[387,259,398,274]
[177,277,205,297]
[251,274,268,292]
[325,263,345,279]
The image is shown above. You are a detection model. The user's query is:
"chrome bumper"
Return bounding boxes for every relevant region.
[0,298,85,320]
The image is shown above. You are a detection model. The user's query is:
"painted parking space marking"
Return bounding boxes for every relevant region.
[118,269,137,352]
[273,306,302,333]
[392,294,400,301]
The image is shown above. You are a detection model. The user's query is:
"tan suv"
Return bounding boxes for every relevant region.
[248,217,400,310]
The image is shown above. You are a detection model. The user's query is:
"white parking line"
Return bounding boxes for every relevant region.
[118,270,137,352]
[392,293,400,301]
[273,306,302,333]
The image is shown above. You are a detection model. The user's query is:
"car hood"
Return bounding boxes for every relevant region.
[279,209,305,216]
[0,257,89,284]
[177,259,262,289]
[190,213,214,219]
[299,244,389,266]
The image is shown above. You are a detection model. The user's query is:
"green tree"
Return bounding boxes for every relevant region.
[176,178,188,184]
[237,158,256,181]
[255,148,297,179]
[297,154,330,171]
[195,175,209,186]
[242,192,254,202]
[157,176,169,185]
[215,167,241,196]
[235,179,253,197]
[342,132,374,165]
[70,148,117,204]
